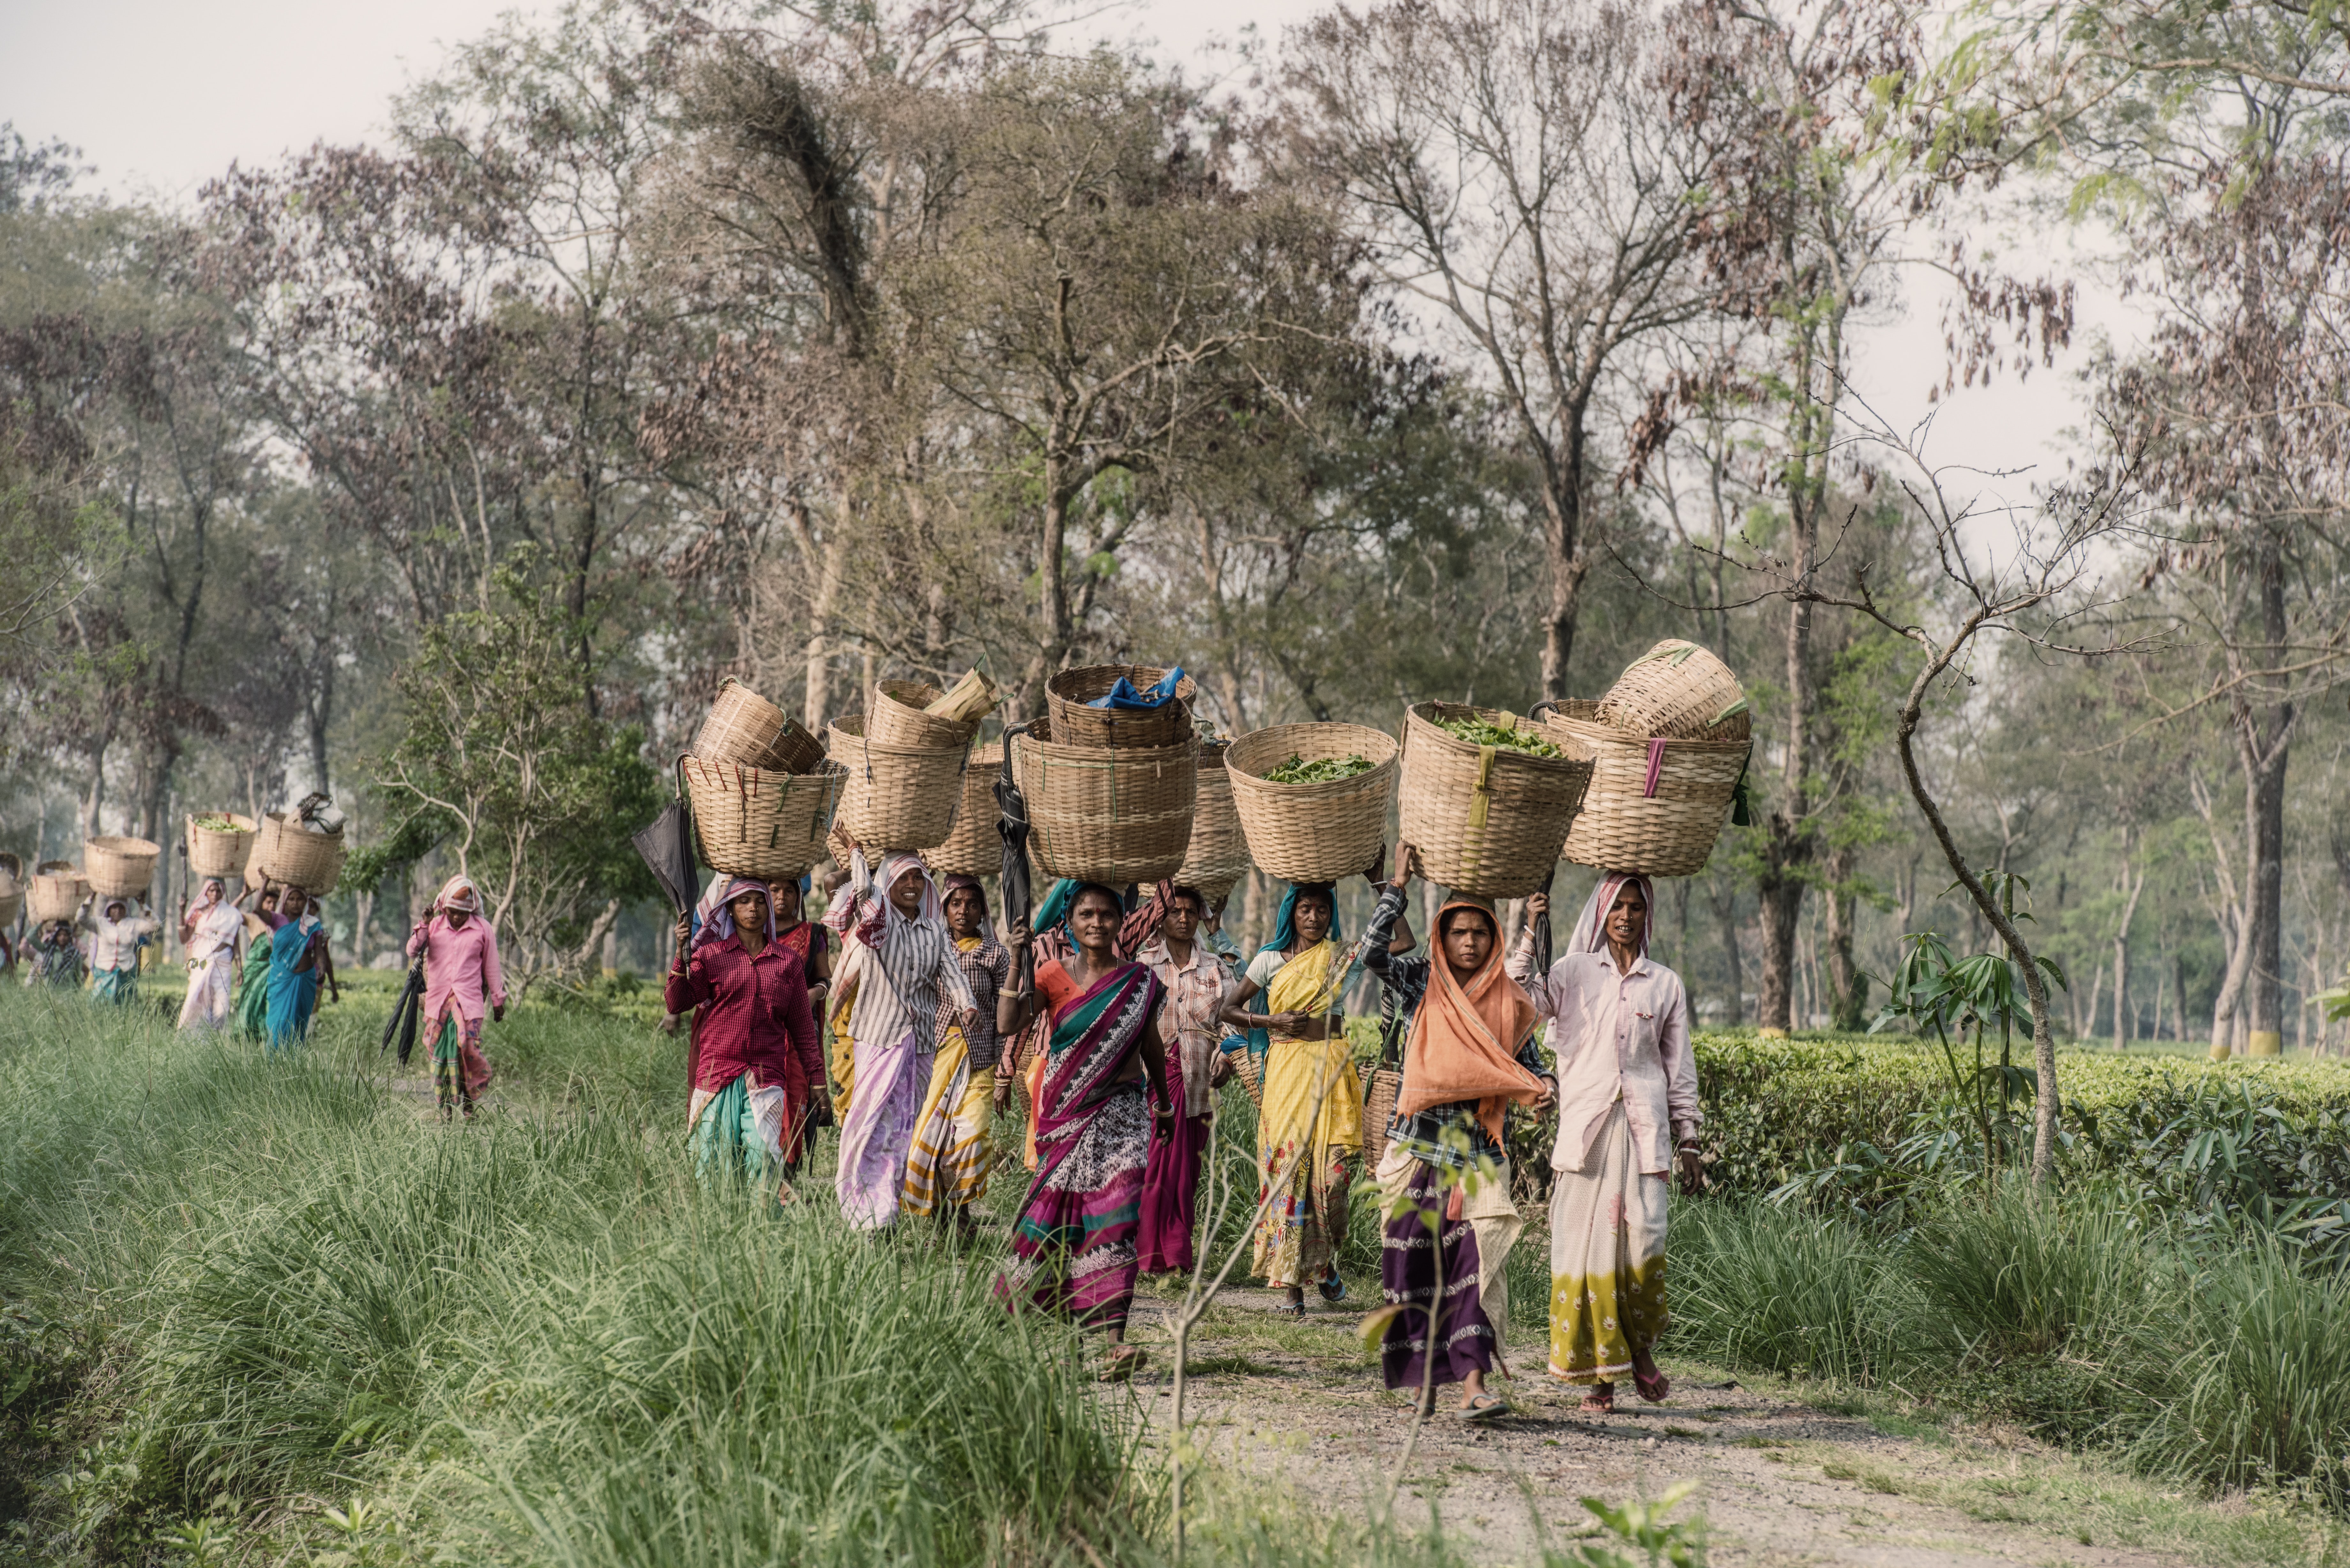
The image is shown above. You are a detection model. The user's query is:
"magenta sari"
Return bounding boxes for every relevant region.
[996,961,1165,1333]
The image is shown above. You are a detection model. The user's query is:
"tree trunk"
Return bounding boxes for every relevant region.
[1823,846,1864,1030]
[1754,864,1804,1034]
[801,529,847,728]
[1709,877,1744,1026]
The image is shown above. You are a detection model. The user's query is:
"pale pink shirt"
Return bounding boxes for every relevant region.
[407,914,507,1025]
[1508,940,1700,1176]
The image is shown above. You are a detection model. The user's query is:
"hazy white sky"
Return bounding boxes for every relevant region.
[0,0,2128,492]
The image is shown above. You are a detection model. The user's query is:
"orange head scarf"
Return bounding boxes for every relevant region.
[1394,896,1547,1147]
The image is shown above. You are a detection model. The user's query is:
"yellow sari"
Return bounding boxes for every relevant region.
[902,936,998,1215]
[1253,939,1363,1288]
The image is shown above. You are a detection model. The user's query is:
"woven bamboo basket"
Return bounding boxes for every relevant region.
[1044,665,1197,750]
[869,680,981,751]
[1173,743,1252,904]
[1396,704,1595,899]
[828,715,970,852]
[254,812,345,896]
[0,889,16,929]
[84,836,161,900]
[1232,1045,1265,1108]
[30,868,84,923]
[1597,639,1751,740]
[695,677,826,774]
[921,739,1004,879]
[186,813,259,881]
[1224,722,1399,884]
[1538,700,1749,877]
[684,755,847,879]
[1361,1063,1403,1170]
[1014,727,1199,884]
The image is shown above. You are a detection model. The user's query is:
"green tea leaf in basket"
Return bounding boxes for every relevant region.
[1264,752,1375,784]
[1430,716,1563,757]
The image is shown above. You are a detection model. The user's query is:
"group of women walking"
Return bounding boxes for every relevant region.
[649,825,1702,1415]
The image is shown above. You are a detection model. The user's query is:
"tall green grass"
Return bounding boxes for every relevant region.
[1668,1184,2350,1510]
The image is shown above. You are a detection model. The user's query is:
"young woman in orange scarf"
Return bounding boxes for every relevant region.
[1361,845,1553,1420]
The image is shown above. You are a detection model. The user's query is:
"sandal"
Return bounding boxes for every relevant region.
[1460,1392,1509,1422]
[1271,1299,1307,1319]
[1580,1383,1616,1414]
[1317,1271,1348,1304]
[1634,1368,1671,1404]
[1099,1345,1147,1383]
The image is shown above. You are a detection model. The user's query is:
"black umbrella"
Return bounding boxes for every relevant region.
[1531,863,1558,976]
[632,792,699,917]
[380,956,426,1064]
[995,722,1035,989]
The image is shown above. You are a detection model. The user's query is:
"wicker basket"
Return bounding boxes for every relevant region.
[1173,743,1252,904]
[1232,1045,1265,1108]
[84,836,161,900]
[1224,722,1399,884]
[0,889,16,929]
[684,755,847,879]
[1538,700,1749,877]
[254,812,346,896]
[1362,1063,1403,1170]
[1014,727,1199,884]
[1597,639,1750,740]
[828,715,971,852]
[869,680,980,751]
[695,677,826,774]
[30,869,84,923]
[1044,665,1197,750]
[921,740,1004,879]
[1397,704,1594,899]
[186,813,259,881]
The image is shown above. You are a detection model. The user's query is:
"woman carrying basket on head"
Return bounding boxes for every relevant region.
[1218,863,1408,1315]
[1363,844,1552,1419]
[995,881,1177,1380]
[263,885,337,1051]
[83,894,161,1005]
[902,873,1023,1231]
[1513,873,1703,1413]
[666,876,823,1203]
[177,877,245,1030]
[824,840,977,1230]
[236,887,279,1039]
[1134,884,1237,1276]
[408,876,506,1118]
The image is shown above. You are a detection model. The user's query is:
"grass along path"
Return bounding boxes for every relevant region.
[1116,1284,2342,1567]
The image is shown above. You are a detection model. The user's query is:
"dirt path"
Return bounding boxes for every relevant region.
[1120,1287,2213,1568]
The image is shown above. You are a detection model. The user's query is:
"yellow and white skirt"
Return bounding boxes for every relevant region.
[1547,1101,1668,1383]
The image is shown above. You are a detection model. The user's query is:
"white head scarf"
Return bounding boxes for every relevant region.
[436,876,481,916]
[1568,871,1656,960]
[825,848,948,950]
[197,877,226,907]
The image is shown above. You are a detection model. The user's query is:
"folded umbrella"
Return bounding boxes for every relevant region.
[996,724,1035,989]
[380,958,426,1064]
[632,796,699,915]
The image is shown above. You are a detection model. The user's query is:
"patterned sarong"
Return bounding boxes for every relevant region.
[1548,1101,1669,1383]
[903,1023,996,1216]
[997,961,1164,1333]
[1376,1150,1495,1391]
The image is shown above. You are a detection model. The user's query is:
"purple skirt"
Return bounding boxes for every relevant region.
[1379,1158,1495,1391]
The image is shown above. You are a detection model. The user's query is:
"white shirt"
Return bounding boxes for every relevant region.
[1508,939,1700,1176]
[80,908,161,974]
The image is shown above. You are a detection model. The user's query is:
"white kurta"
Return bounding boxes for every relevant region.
[178,903,243,1029]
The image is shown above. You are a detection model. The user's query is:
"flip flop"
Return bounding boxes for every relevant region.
[1580,1385,1616,1414]
[1634,1368,1671,1404]
[1460,1392,1509,1422]
[1271,1299,1307,1319]
[1317,1271,1348,1304]
[1099,1346,1147,1383]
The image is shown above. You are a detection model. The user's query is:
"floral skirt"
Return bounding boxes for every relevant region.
[433,1011,494,1112]
[997,1084,1149,1334]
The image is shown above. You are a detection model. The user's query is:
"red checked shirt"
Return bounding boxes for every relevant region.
[665,935,822,1094]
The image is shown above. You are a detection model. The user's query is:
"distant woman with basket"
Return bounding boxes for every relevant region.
[902,873,1022,1230]
[407,877,507,1118]
[83,895,162,1005]
[263,885,337,1052]
[666,876,824,1202]
[1134,884,1236,1275]
[1514,874,1703,1413]
[996,881,1178,1380]
[177,877,245,1030]
[1361,845,1552,1418]
[1217,867,1402,1315]
[23,916,83,990]
[236,887,279,1039]
[823,842,978,1230]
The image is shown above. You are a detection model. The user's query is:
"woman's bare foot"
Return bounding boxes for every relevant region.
[1100,1342,1147,1382]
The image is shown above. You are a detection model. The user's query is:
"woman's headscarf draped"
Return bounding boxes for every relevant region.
[825,849,948,952]
[1258,881,1341,958]
[435,876,480,915]
[1397,896,1546,1146]
[1567,871,1656,961]
[196,877,226,906]
[701,874,777,946]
